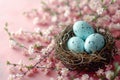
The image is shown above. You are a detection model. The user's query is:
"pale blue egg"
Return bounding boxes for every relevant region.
[73,21,94,40]
[67,37,84,53]
[84,33,105,54]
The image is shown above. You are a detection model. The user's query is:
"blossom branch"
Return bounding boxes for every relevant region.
[4,23,28,50]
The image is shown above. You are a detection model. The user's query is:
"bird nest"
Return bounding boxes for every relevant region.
[55,25,116,71]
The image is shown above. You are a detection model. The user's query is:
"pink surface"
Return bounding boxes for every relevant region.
[0,0,56,80]
[0,0,120,80]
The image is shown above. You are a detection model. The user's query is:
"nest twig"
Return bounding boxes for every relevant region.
[55,25,116,71]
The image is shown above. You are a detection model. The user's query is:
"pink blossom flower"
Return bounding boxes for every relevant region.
[114,76,120,80]
[116,0,120,4]
[112,10,120,23]
[32,68,39,73]
[102,0,111,5]
[101,10,108,16]
[96,15,111,27]
[108,4,119,15]
[82,6,93,14]
[105,65,113,71]
[9,66,18,74]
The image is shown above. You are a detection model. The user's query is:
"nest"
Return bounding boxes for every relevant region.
[55,25,116,71]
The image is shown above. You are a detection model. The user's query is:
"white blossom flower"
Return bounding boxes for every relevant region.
[83,15,95,22]
[34,41,42,49]
[43,26,54,36]
[73,78,80,80]
[34,27,41,34]
[115,10,120,16]
[58,0,64,3]
[50,78,55,80]
[8,66,18,74]
[28,45,34,55]
[96,69,104,76]
[15,73,23,79]
[33,17,40,25]
[96,15,110,27]
[41,48,48,55]
[16,28,23,35]
[18,60,24,71]
[55,62,63,70]
[43,30,50,36]
[97,7,104,15]
[113,23,120,30]
[18,60,23,65]
[8,74,16,80]
[109,23,120,30]
[81,74,89,80]
[57,76,64,80]
[105,70,114,80]
[89,0,102,11]
[46,62,52,68]
[61,68,69,76]
[35,55,41,61]
[79,0,88,8]
[89,77,94,80]
[41,39,54,54]
[47,39,54,50]
[52,15,57,22]
[64,10,70,17]
[48,26,54,33]
[9,39,17,48]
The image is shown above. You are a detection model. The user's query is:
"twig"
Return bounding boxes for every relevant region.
[23,49,54,75]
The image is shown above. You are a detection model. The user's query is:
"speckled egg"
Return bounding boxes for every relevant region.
[67,37,84,53]
[84,33,105,53]
[73,21,95,40]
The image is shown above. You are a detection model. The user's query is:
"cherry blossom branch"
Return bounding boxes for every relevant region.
[4,23,28,50]
[23,50,53,76]
[7,49,54,76]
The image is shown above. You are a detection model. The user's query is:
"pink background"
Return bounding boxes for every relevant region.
[0,0,57,80]
[0,0,120,80]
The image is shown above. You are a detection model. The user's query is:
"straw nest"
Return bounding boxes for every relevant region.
[55,25,116,71]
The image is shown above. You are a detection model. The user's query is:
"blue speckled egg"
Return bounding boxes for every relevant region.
[67,37,84,53]
[84,33,105,53]
[73,21,95,40]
